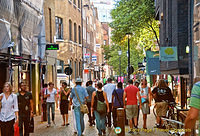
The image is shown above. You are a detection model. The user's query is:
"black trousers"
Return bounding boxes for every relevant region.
[19,115,30,136]
[106,103,112,127]
[0,119,15,136]
[42,103,47,121]
[112,107,118,127]
[87,102,95,124]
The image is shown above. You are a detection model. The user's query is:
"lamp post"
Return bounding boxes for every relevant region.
[118,48,122,82]
[126,33,131,81]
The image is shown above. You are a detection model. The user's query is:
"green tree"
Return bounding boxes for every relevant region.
[110,0,159,47]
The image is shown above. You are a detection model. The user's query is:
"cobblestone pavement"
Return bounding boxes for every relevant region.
[31,106,168,136]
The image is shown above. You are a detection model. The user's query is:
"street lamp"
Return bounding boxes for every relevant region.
[126,33,131,81]
[118,48,122,82]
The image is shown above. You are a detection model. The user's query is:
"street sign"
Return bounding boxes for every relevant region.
[64,66,73,75]
[92,54,97,62]
[46,44,59,50]
[84,53,90,59]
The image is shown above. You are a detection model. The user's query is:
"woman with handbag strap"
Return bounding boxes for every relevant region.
[91,82,109,136]
[139,78,152,129]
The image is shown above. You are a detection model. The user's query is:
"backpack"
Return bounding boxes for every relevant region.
[96,91,106,114]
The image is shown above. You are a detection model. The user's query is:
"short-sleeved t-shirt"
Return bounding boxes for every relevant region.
[45,88,57,103]
[112,88,124,107]
[124,85,139,105]
[152,87,174,103]
[18,92,32,117]
[70,85,89,107]
[190,81,200,134]
[86,86,96,102]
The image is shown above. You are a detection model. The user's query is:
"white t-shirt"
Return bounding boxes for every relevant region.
[45,88,57,103]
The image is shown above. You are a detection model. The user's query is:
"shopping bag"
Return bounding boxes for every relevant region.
[29,117,34,133]
[14,122,19,136]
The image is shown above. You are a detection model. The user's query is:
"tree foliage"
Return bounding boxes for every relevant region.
[104,0,160,75]
[110,0,159,47]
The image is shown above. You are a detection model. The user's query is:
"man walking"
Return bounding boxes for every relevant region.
[123,80,141,134]
[104,78,116,127]
[86,81,96,126]
[70,78,89,136]
[18,82,34,136]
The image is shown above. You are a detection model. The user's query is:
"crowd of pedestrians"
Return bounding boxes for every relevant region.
[0,76,199,136]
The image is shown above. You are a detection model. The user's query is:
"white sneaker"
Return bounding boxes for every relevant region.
[47,124,51,127]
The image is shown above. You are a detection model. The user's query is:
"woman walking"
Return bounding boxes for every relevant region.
[0,82,19,136]
[91,82,109,136]
[60,82,71,126]
[112,82,124,127]
[44,82,58,127]
[139,78,152,129]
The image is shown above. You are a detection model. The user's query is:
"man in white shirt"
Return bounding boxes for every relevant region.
[103,78,116,127]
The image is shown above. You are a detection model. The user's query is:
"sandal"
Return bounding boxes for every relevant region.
[61,124,65,126]
[66,123,70,126]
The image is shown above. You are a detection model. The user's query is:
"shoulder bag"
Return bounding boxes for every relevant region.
[96,91,107,114]
[74,87,89,114]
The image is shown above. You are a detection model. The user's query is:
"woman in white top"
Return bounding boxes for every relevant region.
[139,78,152,129]
[0,82,19,136]
[44,82,58,127]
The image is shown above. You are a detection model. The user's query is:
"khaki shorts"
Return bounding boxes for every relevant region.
[126,105,138,120]
[156,102,168,117]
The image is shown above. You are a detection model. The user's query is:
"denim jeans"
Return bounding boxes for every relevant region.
[94,111,106,135]
[47,102,55,125]
[74,106,85,136]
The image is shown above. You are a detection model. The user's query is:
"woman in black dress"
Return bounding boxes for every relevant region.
[60,82,71,126]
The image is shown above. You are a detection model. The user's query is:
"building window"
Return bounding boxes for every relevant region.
[78,25,81,44]
[74,61,77,78]
[57,60,64,73]
[78,0,80,8]
[55,17,63,39]
[79,61,81,76]
[69,20,72,41]
[74,23,77,43]
[73,0,76,5]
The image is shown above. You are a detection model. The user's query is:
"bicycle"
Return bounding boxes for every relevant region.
[153,101,184,129]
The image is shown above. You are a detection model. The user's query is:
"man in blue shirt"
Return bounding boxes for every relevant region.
[70,78,89,136]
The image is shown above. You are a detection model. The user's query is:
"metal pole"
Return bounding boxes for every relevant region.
[119,54,121,82]
[189,0,194,90]
[128,35,130,81]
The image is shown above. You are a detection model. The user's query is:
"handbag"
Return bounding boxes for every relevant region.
[29,117,34,133]
[14,122,19,136]
[74,88,89,114]
[96,91,106,114]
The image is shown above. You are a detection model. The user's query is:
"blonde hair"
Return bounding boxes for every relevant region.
[157,79,167,89]
[3,82,13,94]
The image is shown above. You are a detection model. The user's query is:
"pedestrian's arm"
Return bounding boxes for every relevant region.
[148,87,152,106]
[63,88,71,96]
[184,107,199,136]
[91,92,95,113]
[137,91,142,108]
[104,92,110,113]
[123,92,126,109]
[30,99,34,117]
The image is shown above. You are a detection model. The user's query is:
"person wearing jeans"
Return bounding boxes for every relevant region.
[91,82,109,136]
[44,82,58,127]
[103,78,116,127]
[70,78,89,136]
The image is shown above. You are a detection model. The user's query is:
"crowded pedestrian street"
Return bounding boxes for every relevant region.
[32,106,168,136]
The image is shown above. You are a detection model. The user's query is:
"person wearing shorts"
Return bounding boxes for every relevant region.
[124,80,141,134]
[139,78,152,129]
[152,79,174,128]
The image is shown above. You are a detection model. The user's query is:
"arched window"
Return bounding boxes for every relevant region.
[78,0,80,8]
[69,20,72,41]
[74,23,77,42]
[78,25,81,44]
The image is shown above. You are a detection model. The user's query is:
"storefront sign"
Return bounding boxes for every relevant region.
[46,44,59,50]
[84,53,90,59]
[92,54,97,62]
[160,47,177,61]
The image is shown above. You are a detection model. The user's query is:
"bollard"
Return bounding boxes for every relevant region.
[116,108,125,136]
